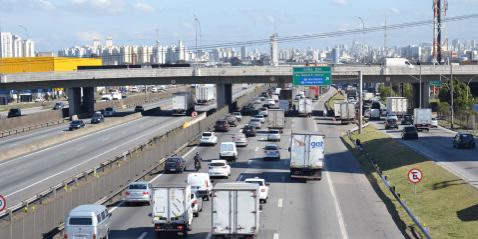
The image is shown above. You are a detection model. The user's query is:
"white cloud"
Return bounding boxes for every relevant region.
[134,2,154,12]
[389,7,400,15]
[333,0,348,5]
[71,0,121,12]
[77,31,102,42]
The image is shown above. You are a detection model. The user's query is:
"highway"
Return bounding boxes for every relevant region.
[0,85,253,208]
[107,89,404,239]
[370,121,478,188]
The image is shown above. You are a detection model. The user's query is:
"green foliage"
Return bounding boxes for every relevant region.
[378,85,394,101]
[402,83,413,103]
[438,78,473,111]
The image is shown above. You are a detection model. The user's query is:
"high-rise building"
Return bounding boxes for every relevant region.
[22,39,35,57]
[332,47,340,64]
[0,32,13,58]
[241,46,247,61]
[13,35,23,57]
[93,38,101,48]
[270,33,279,66]
[105,37,113,48]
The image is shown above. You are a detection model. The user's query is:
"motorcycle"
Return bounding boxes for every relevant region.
[194,160,202,171]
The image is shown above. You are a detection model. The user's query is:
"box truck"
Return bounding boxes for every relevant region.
[152,186,193,237]
[195,84,215,105]
[289,132,325,180]
[267,109,285,132]
[211,183,260,239]
[297,98,313,117]
[338,102,356,124]
[172,92,195,116]
[386,97,408,117]
[333,102,342,118]
[414,108,432,131]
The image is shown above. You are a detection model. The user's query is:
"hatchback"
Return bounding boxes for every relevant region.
[263,144,281,160]
[69,120,86,131]
[402,126,418,140]
[214,120,230,132]
[242,125,257,137]
[7,108,21,118]
[208,160,231,178]
[267,129,281,141]
[164,156,187,173]
[453,133,476,149]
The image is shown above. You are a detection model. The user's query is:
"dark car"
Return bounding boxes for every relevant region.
[385,118,398,130]
[69,120,86,131]
[225,116,238,127]
[134,105,145,113]
[241,106,257,116]
[7,108,21,118]
[90,112,104,124]
[242,125,257,137]
[53,102,65,110]
[401,126,418,140]
[164,156,187,173]
[401,114,413,125]
[214,119,230,132]
[453,133,476,149]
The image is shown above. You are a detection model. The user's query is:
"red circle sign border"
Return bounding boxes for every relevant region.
[407,168,423,184]
[0,194,6,212]
[191,111,198,118]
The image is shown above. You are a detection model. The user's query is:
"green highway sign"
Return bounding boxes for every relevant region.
[293,66,332,86]
[430,80,442,87]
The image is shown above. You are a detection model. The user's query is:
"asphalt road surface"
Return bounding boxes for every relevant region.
[106,89,404,239]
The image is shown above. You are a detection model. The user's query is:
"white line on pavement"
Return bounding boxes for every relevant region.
[325,171,348,239]
[277,198,283,208]
[273,233,280,239]
[205,232,212,239]
[138,232,148,239]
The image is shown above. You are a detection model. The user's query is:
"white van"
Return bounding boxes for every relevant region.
[187,173,212,201]
[219,142,238,161]
[64,204,110,239]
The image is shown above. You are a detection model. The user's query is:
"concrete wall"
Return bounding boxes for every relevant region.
[0,110,63,131]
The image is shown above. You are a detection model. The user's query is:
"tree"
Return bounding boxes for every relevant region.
[378,84,394,101]
[438,78,473,111]
[402,83,413,103]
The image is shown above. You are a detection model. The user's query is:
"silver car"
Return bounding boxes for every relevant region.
[267,129,281,142]
[124,181,152,205]
[191,192,204,217]
[263,144,281,160]
[233,133,248,147]
[249,118,262,129]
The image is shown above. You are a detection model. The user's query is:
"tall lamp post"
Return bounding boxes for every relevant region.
[18,25,30,39]
[417,61,422,108]
[193,14,202,64]
[358,17,365,63]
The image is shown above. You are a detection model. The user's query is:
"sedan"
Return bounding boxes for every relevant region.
[199,132,218,146]
[233,133,248,147]
[232,112,242,121]
[401,126,418,140]
[253,114,266,123]
[69,120,85,131]
[267,129,281,142]
[208,160,231,178]
[164,156,187,173]
[259,107,269,117]
[242,125,257,137]
[453,133,476,149]
[244,177,270,204]
[124,181,152,205]
[263,144,281,160]
[249,118,262,129]
[191,193,203,217]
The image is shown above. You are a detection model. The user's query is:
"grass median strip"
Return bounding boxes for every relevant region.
[342,125,478,239]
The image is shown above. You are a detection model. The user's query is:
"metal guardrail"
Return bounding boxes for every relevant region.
[0,119,68,138]
[346,128,432,239]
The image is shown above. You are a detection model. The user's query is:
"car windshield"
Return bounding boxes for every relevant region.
[233,112,240,116]
[69,217,92,225]
[216,120,226,125]
[221,144,234,151]
[210,162,225,167]
[166,158,180,163]
[129,184,147,190]
[460,134,473,139]
[270,130,280,134]
[202,132,212,137]
[254,115,264,118]
[250,119,260,122]
[105,108,113,111]
[246,180,264,186]
[71,120,82,124]
[265,145,278,150]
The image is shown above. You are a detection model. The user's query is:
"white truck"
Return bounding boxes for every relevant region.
[289,132,325,180]
[111,92,122,100]
[386,97,408,118]
[172,92,195,116]
[297,98,313,117]
[100,94,113,101]
[414,108,432,131]
[338,102,356,124]
[333,102,342,119]
[267,109,285,132]
[152,186,193,238]
[370,108,381,121]
[211,182,260,239]
[195,84,216,105]
[384,57,414,68]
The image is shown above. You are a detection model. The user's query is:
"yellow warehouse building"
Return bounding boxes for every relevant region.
[0,57,102,73]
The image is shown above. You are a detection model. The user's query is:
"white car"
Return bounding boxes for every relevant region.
[253,114,266,123]
[244,177,270,204]
[259,107,269,116]
[158,85,166,91]
[431,117,438,128]
[200,132,218,146]
[232,112,242,121]
[233,133,248,147]
[124,181,152,205]
[208,160,231,178]
[267,129,281,142]
[103,107,115,117]
[386,114,398,121]
[266,99,276,106]
[249,118,262,129]
[219,142,238,160]
[151,87,158,93]
[191,192,203,217]
[253,97,262,104]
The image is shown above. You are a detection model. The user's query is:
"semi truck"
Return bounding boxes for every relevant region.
[152,186,193,238]
[338,102,356,124]
[414,108,432,131]
[172,92,195,116]
[211,182,260,239]
[195,84,216,105]
[267,109,285,132]
[289,132,325,180]
[297,98,313,117]
[386,97,408,117]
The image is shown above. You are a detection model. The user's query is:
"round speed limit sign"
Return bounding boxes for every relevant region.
[0,194,6,212]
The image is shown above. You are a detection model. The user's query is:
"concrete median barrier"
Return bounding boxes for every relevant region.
[0,112,143,162]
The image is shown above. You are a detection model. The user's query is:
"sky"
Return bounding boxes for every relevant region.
[0,0,477,51]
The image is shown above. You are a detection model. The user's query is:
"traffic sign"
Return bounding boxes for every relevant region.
[0,194,6,212]
[408,168,423,184]
[293,66,332,86]
[191,111,198,118]
[430,80,442,87]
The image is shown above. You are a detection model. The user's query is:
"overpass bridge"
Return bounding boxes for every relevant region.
[1,65,477,115]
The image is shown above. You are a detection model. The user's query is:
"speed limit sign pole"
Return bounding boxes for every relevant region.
[408,168,423,194]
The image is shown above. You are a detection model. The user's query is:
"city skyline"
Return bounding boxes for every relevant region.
[0,0,477,51]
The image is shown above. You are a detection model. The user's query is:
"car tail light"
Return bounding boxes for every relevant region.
[143,191,149,195]
[125,191,130,196]
[92,234,97,239]
[192,199,197,204]
[63,234,67,239]
[177,225,184,230]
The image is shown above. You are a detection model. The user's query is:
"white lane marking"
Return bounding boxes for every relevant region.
[325,171,348,239]
[4,118,184,198]
[255,147,259,152]
[273,233,280,239]
[138,232,148,239]
[205,232,212,239]
[0,116,144,168]
[277,198,283,208]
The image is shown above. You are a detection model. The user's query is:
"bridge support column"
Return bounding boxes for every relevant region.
[67,87,82,117]
[82,87,95,115]
[216,83,233,111]
[412,82,430,109]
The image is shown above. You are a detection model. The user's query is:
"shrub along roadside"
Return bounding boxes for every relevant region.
[342,126,478,239]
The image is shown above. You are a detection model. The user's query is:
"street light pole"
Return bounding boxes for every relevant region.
[193,14,201,64]
[419,62,422,108]
[450,63,454,129]
[358,17,365,63]
[359,71,363,134]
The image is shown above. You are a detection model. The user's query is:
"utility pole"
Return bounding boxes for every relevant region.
[450,63,454,129]
[418,61,422,108]
[384,17,387,57]
[359,71,363,134]
[358,17,365,63]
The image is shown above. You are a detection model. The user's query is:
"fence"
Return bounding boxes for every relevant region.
[438,109,477,132]
[0,86,262,239]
